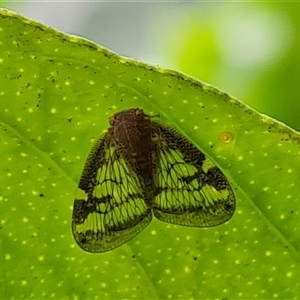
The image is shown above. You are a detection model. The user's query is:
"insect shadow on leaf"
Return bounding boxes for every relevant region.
[72,108,235,252]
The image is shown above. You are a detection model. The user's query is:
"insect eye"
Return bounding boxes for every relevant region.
[135,109,144,119]
[109,116,115,126]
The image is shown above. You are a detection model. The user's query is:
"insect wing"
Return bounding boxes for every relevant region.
[72,130,152,253]
[152,122,235,227]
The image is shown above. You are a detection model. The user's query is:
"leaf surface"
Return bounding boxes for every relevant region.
[0,9,299,299]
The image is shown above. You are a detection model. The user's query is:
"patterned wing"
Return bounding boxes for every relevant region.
[152,122,235,227]
[72,129,152,253]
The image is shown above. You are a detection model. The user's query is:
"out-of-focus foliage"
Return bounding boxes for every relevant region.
[158,3,300,131]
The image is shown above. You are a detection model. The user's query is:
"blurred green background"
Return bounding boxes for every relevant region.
[3,1,300,131]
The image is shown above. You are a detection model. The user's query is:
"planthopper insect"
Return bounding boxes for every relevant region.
[72,108,235,252]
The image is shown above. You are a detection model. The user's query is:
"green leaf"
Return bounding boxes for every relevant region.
[1,8,299,299]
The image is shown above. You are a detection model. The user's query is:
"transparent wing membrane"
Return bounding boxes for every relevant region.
[72,130,152,253]
[152,122,235,227]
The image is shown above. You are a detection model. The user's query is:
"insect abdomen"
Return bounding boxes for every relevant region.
[114,115,156,201]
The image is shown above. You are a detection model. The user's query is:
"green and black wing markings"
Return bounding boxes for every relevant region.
[72,129,152,252]
[151,121,235,228]
[72,109,235,253]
